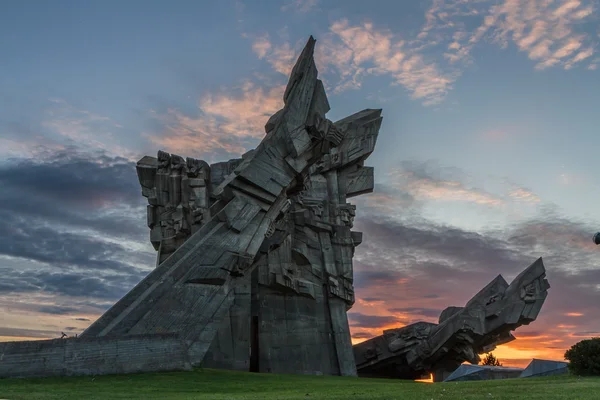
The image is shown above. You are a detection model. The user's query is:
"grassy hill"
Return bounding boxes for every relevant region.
[1,368,598,400]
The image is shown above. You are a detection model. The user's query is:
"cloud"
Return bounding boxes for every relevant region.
[509,187,541,203]
[252,33,272,59]
[386,160,505,207]
[0,149,140,208]
[353,184,421,218]
[252,20,455,105]
[0,327,61,339]
[322,19,456,105]
[347,161,599,357]
[421,0,597,71]
[280,0,318,13]
[353,269,410,290]
[146,81,285,161]
[250,0,597,107]
[0,148,155,331]
[0,148,148,240]
[0,254,147,301]
[571,331,600,337]
[387,307,442,319]
[250,33,298,76]
[348,312,406,329]
[352,332,375,339]
[42,99,136,160]
[349,196,600,363]
[38,305,79,315]
[361,297,384,302]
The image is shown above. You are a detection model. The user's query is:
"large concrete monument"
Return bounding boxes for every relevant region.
[80,36,380,377]
[0,36,381,379]
[353,257,550,382]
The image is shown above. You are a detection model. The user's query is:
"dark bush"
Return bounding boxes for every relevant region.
[564,337,600,376]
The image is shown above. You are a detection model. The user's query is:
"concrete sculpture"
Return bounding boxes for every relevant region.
[0,36,381,379]
[79,36,380,376]
[353,257,550,382]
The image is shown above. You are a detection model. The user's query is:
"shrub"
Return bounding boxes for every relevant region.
[565,337,600,376]
[481,352,502,367]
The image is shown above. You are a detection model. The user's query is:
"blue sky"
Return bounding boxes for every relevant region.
[1,0,599,366]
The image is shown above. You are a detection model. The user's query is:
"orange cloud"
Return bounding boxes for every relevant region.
[252,20,455,105]
[409,179,503,206]
[389,168,504,207]
[509,188,541,203]
[557,324,577,329]
[351,321,407,345]
[252,1,597,109]
[146,81,285,159]
[357,298,385,307]
[324,20,454,105]
[251,33,272,59]
[0,336,52,342]
[565,312,584,317]
[251,33,297,76]
[432,0,597,71]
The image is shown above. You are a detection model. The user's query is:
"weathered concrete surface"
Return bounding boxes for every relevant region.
[354,257,550,381]
[74,36,381,377]
[82,37,336,354]
[519,359,568,378]
[0,36,380,379]
[0,334,191,379]
[444,364,524,382]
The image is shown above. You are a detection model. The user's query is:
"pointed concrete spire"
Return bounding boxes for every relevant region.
[284,35,317,103]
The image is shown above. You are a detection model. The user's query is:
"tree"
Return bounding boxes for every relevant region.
[565,337,600,376]
[481,352,502,366]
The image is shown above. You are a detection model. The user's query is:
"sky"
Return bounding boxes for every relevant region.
[1,0,599,369]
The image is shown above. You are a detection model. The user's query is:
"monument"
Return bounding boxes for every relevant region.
[0,36,382,379]
[78,36,380,376]
[353,257,550,382]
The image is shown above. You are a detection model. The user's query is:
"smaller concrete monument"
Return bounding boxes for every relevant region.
[353,257,550,382]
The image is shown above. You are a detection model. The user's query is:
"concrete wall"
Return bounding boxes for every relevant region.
[0,334,192,379]
[255,285,341,375]
[523,366,568,378]
[520,359,569,378]
[203,277,251,371]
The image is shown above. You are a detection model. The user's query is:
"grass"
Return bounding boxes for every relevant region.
[1,368,599,400]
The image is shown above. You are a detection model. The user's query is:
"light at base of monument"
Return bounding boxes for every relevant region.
[415,373,434,383]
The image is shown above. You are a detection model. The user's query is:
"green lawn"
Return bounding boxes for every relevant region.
[1,368,598,400]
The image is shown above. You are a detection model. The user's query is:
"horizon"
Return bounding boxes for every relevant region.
[1,0,600,370]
